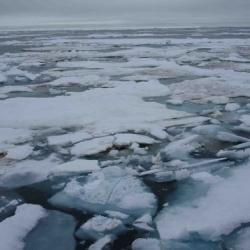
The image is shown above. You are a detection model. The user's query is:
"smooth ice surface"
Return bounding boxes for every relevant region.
[5,145,33,160]
[49,166,157,217]
[156,161,250,241]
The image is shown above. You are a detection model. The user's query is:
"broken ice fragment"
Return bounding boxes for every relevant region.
[49,166,157,217]
[75,215,126,240]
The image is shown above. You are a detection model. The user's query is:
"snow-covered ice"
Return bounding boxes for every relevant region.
[75,215,126,240]
[49,166,157,217]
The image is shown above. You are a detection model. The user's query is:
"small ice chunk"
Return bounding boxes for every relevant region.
[48,131,92,146]
[75,215,126,240]
[240,115,250,126]
[71,136,114,156]
[166,99,183,105]
[0,190,23,221]
[133,214,154,232]
[114,133,158,147]
[0,155,61,188]
[0,128,32,145]
[88,235,115,250]
[217,148,250,160]
[161,135,200,160]
[104,210,130,223]
[205,96,229,104]
[225,103,240,111]
[156,161,250,241]
[0,73,7,83]
[132,238,162,250]
[216,131,249,143]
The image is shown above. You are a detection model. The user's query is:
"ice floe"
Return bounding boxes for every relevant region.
[156,161,250,241]
[49,166,157,217]
[76,215,126,240]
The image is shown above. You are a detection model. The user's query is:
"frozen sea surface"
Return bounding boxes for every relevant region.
[0,27,250,250]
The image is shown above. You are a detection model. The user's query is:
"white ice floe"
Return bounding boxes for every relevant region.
[0,73,7,83]
[193,124,249,143]
[0,156,100,188]
[0,155,61,188]
[75,215,126,240]
[161,134,200,160]
[0,81,196,140]
[133,214,154,232]
[0,86,33,96]
[5,144,33,160]
[0,128,32,145]
[71,136,114,156]
[156,161,250,241]
[43,75,106,87]
[114,133,158,147]
[225,103,240,112]
[169,77,250,102]
[217,148,250,160]
[49,166,157,217]
[48,130,92,146]
[240,115,250,127]
[71,133,158,156]
[0,191,23,221]
[0,204,47,250]
[5,67,38,81]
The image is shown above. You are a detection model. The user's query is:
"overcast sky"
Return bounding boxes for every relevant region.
[0,0,250,27]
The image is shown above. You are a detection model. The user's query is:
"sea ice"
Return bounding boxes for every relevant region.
[0,81,192,140]
[71,136,114,156]
[49,166,157,217]
[156,161,250,241]
[225,103,240,112]
[0,190,23,221]
[5,145,33,160]
[88,235,115,250]
[0,204,47,250]
[75,215,126,240]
